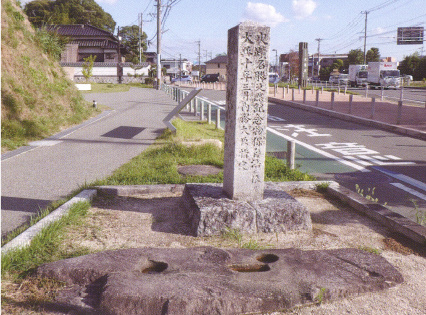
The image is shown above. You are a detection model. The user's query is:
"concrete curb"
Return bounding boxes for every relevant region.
[326,184,426,245]
[268,96,426,141]
[1,189,97,254]
[98,181,426,245]
[95,184,185,196]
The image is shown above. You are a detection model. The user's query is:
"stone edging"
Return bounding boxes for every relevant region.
[3,182,425,254]
[1,190,97,254]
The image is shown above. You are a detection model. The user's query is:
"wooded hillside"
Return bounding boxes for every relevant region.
[1,0,95,152]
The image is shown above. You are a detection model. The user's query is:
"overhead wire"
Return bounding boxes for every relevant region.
[318,0,423,56]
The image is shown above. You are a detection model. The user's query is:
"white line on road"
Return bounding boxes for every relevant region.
[267,127,370,172]
[344,155,373,166]
[358,155,415,166]
[390,183,426,201]
[373,166,426,193]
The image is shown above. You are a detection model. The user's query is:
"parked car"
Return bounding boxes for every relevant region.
[338,74,349,86]
[171,75,192,83]
[201,73,219,83]
[269,73,280,84]
[329,75,339,85]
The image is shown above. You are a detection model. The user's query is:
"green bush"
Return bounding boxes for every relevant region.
[35,28,68,60]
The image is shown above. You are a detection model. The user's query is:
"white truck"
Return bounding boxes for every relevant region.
[348,64,368,87]
[367,62,400,89]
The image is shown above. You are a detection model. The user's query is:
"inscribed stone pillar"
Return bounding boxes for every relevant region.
[223,22,270,201]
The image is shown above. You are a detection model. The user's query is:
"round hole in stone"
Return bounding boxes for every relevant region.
[229,264,270,272]
[256,254,279,264]
[142,261,168,274]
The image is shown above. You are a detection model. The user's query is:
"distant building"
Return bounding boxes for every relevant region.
[144,52,157,64]
[280,53,349,79]
[46,24,150,82]
[47,24,127,63]
[205,55,227,81]
[162,58,192,78]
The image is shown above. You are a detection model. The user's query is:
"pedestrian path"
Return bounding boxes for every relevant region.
[1,87,177,236]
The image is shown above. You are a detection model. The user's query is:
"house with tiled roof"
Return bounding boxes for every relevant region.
[47,24,150,82]
[47,24,125,63]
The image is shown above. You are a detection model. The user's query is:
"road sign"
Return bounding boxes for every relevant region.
[397,27,424,45]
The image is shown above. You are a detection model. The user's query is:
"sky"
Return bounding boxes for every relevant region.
[22,0,426,63]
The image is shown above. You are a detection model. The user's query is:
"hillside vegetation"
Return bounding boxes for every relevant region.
[1,0,97,152]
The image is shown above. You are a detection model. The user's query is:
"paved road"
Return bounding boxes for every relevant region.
[181,87,426,222]
[1,87,177,236]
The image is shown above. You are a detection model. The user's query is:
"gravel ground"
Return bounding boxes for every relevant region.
[2,188,426,314]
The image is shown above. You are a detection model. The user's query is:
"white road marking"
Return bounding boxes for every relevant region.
[267,127,370,172]
[390,183,426,201]
[28,140,63,147]
[344,155,373,166]
[358,155,415,166]
[373,166,426,193]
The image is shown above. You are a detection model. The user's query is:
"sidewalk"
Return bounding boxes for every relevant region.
[268,86,426,140]
[1,87,178,236]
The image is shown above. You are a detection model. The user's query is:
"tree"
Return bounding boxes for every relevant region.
[399,52,426,80]
[286,50,299,80]
[24,0,116,32]
[347,49,364,65]
[331,59,344,71]
[119,25,147,63]
[82,55,96,82]
[399,52,420,76]
[366,47,380,63]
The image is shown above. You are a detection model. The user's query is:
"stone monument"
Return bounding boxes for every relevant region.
[182,22,312,236]
[223,21,270,201]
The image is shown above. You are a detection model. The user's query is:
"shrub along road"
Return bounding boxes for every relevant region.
[1,87,177,236]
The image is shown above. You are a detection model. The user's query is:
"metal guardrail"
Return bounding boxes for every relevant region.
[162,84,225,130]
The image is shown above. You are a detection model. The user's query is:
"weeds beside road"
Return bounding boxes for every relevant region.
[2,119,314,277]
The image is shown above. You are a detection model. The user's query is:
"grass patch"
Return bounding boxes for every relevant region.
[1,118,313,291]
[1,201,92,279]
[93,119,314,186]
[358,245,381,255]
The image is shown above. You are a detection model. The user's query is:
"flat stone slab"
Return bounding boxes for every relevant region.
[36,246,404,315]
[182,182,312,236]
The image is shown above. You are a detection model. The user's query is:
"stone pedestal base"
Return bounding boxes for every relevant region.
[181,183,312,236]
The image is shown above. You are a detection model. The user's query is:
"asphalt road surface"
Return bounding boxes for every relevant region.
[1,88,177,236]
[190,88,426,223]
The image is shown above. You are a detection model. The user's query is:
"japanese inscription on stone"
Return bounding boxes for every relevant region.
[223,22,270,201]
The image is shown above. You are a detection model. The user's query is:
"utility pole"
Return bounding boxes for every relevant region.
[179,53,182,78]
[138,13,143,63]
[315,38,323,77]
[117,26,123,84]
[196,40,201,80]
[361,10,369,65]
[156,0,162,89]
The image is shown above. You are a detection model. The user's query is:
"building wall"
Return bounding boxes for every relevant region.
[71,64,150,77]
[61,44,79,63]
[206,63,227,81]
